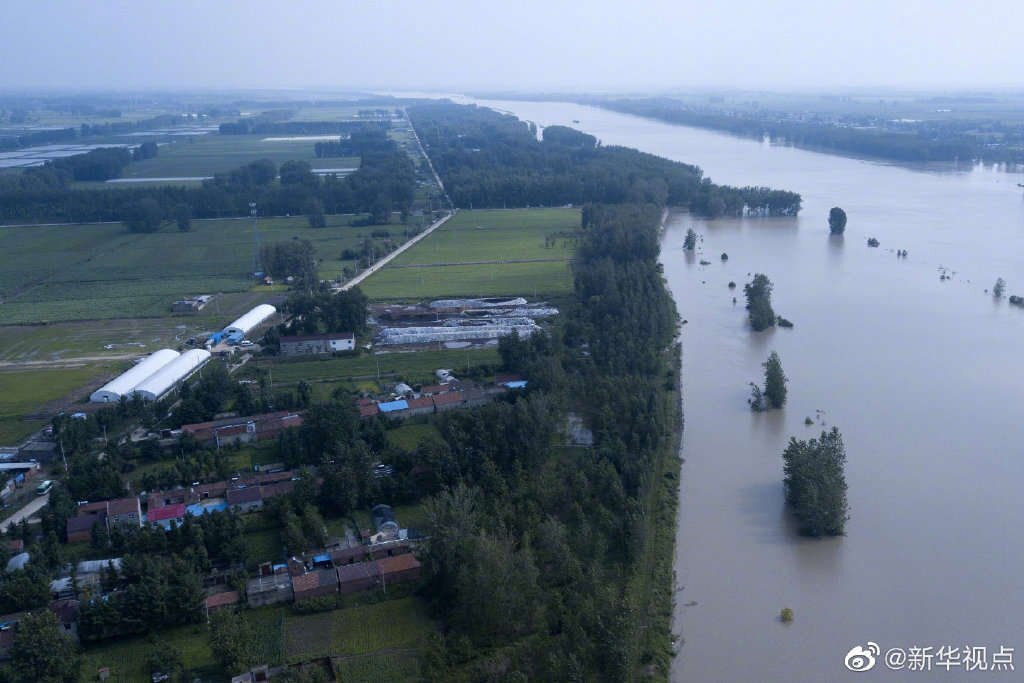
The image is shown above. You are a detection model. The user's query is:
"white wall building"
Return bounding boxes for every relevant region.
[132,349,211,401]
[90,349,180,403]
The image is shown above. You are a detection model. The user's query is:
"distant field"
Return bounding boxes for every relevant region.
[0,215,371,324]
[283,597,434,663]
[112,133,359,179]
[360,207,579,300]
[245,347,501,387]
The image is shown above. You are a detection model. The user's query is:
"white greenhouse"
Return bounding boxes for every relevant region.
[223,304,276,337]
[89,349,181,403]
[132,349,211,401]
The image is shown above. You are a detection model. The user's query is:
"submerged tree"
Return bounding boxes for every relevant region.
[763,351,788,408]
[744,273,776,331]
[828,207,847,234]
[782,427,849,536]
[683,228,697,251]
[993,277,1006,299]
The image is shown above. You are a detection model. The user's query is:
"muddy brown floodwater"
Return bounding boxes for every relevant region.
[474,98,1024,682]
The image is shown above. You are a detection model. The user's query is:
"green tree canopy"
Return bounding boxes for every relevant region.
[782,427,849,536]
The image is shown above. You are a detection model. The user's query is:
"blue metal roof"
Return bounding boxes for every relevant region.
[313,554,330,563]
[378,400,409,413]
[505,380,528,389]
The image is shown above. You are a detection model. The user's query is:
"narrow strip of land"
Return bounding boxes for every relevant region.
[389,257,572,268]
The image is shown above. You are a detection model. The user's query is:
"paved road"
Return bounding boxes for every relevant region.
[1,492,49,532]
[338,211,455,291]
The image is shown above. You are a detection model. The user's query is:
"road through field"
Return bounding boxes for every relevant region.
[338,211,454,292]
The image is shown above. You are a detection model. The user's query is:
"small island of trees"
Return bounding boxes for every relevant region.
[744,273,776,331]
[782,427,849,536]
[749,351,787,411]
[828,207,847,234]
[683,228,697,250]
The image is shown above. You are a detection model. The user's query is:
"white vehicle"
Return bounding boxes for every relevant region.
[240,340,254,347]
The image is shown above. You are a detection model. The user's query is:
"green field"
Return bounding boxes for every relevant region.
[360,207,579,300]
[385,423,442,451]
[0,363,123,444]
[245,347,501,388]
[284,598,434,663]
[108,133,360,180]
[0,215,372,324]
[78,624,217,682]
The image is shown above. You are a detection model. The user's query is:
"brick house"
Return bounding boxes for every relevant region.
[292,568,338,601]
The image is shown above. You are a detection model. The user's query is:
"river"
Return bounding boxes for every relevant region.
[473,98,1024,681]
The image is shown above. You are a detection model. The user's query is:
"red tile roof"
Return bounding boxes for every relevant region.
[359,403,380,418]
[377,554,421,576]
[406,397,433,411]
[432,391,464,407]
[204,591,240,609]
[148,503,186,522]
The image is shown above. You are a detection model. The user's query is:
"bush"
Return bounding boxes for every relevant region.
[780,607,794,622]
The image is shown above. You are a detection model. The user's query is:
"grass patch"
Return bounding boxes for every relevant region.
[391,503,430,532]
[245,348,500,387]
[244,528,284,566]
[78,623,216,682]
[385,423,442,452]
[283,598,434,663]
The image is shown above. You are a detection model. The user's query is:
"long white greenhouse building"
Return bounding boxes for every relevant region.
[223,304,276,336]
[132,349,212,401]
[90,349,180,403]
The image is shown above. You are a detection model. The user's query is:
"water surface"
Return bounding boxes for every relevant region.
[477,98,1024,681]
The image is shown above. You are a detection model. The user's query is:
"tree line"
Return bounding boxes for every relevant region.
[0,151,415,225]
[407,102,801,217]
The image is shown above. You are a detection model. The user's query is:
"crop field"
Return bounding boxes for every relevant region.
[0,215,371,324]
[333,652,422,682]
[283,597,434,663]
[360,207,580,299]
[112,133,359,180]
[245,347,501,387]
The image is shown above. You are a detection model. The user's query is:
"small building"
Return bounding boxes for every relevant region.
[5,553,29,573]
[329,545,368,567]
[378,554,422,587]
[292,568,338,601]
[337,561,381,595]
[147,503,187,529]
[279,333,355,356]
[49,599,79,641]
[67,514,103,544]
[77,498,142,533]
[204,590,240,616]
[172,295,212,313]
[377,400,408,419]
[227,487,263,513]
[182,411,303,448]
[246,573,293,608]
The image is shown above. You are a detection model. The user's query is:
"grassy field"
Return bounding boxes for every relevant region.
[385,423,442,451]
[0,363,123,444]
[111,133,359,179]
[360,207,580,300]
[0,215,371,324]
[78,624,217,682]
[283,597,434,663]
[333,653,422,682]
[246,348,500,388]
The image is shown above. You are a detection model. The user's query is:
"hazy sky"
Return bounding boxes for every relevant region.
[3,0,1023,93]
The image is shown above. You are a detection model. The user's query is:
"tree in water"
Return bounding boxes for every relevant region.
[782,427,849,536]
[828,207,847,234]
[744,273,776,331]
[763,351,788,408]
[683,228,697,250]
[993,277,1006,299]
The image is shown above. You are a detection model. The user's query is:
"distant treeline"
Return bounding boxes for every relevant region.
[0,151,415,224]
[599,98,1024,164]
[408,102,801,216]
[0,114,191,152]
[314,127,395,158]
[219,117,390,136]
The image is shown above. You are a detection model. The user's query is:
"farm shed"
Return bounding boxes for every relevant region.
[90,349,180,403]
[132,349,211,401]
[223,304,277,336]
